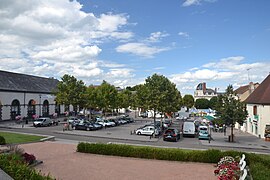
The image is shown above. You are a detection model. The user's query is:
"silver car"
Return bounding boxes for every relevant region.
[33,118,52,127]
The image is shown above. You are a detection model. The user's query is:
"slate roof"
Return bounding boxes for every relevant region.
[245,74,270,105]
[0,70,59,93]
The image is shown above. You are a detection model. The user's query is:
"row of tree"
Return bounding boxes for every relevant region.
[55,74,183,121]
[55,74,248,142]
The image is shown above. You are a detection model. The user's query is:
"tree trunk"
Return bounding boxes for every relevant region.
[231,124,234,142]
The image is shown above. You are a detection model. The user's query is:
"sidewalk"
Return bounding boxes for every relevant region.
[201,129,270,150]
[20,141,216,180]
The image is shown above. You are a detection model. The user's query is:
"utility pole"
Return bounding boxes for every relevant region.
[247,68,251,82]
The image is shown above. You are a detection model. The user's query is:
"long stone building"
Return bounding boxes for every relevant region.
[0,70,66,121]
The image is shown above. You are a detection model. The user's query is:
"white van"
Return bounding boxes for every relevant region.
[183,121,196,137]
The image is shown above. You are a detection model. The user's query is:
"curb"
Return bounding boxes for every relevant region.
[54,131,159,143]
[40,136,55,142]
[0,168,13,180]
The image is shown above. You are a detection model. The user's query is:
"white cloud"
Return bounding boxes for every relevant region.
[146,32,169,42]
[116,43,168,58]
[182,0,217,7]
[107,68,134,78]
[153,67,165,70]
[170,56,270,94]
[0,0,136,87]
[178,32,190,38]
[182,0,201,6]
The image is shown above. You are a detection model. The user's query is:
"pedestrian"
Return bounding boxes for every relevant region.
[223,124,226,136]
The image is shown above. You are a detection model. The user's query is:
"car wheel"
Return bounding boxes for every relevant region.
[86,127,90,131]
[137,132,141,135]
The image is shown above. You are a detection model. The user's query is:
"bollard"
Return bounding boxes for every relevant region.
[134,130,136,134]
[130,131,132,135]
[150,135,152,139]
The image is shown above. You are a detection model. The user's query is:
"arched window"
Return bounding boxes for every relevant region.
[28,99,36,118]
[42,100,49,117]
[11,99,20,120]
[253,106,257,115]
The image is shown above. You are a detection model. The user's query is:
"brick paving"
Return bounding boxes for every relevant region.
[20,141,216,180]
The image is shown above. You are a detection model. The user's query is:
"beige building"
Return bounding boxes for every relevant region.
[244,75,270,138]
[194,82,218,100]
[0,70,70,121]
[235,82,259,102]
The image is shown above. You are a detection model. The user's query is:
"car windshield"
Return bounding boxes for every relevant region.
[36,119,44,122]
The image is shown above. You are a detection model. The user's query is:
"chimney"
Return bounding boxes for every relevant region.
[202,82,206,93]
[249,82,254,94]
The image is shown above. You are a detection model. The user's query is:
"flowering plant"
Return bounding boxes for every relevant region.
[214,156,241,180]
[15,115,21,120]
[22,152,36,165]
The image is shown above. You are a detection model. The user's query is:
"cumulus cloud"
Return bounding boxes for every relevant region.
[182,0,217,7]
[0,0,135,87]
[146,32,169,42]
[116,43,168,58]
[170,56,270,94]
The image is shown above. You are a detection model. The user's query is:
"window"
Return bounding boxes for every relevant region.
[253,106,257,115]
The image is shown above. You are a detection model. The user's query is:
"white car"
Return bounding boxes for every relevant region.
[136,126,159,136]
[68,117,79,124]
[96,119,115,127]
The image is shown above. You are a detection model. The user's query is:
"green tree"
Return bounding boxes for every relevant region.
[195,98,210,109]
[138,74,182,125]
[215,85,248,142]
[209,96,218,109]
[116,89,132,114]
[95,81,118,117]
[183,94,194,111]
[55,74,87,113]
[85,85,98,119]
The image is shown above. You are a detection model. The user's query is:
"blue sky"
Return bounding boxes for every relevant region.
[0,0,270,95]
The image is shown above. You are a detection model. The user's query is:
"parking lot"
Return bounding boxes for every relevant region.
[1,116,270,154]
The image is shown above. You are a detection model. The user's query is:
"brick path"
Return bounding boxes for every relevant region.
[20,141,216,180]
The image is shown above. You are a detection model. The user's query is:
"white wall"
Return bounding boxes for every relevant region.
[0,91,56,120]
[246,104,270,138]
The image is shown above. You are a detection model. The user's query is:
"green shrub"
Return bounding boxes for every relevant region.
[0,153,54,180]
[0,135,6,145]
[77,142,270,180]
[77,142,227,163]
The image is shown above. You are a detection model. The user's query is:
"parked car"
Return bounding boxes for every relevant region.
[163,129,180,142]
[136,126,160,136]
[96,119,115,127]
[198,126,209,140]
[183,121,196,137]
[73,122,97,131]
[33,118,52,127]
[117,118,128,125]
[68,117,79,124]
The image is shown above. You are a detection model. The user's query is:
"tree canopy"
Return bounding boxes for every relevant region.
[215,85,248,142]
[183,94,194,110]
[195,98,210,109]
[209,96,218,109]
[136,74,182,121]
[55,74,87,111]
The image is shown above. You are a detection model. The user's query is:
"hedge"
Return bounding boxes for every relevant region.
[77,142,270,180]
